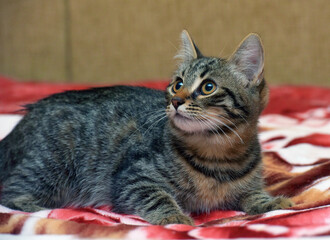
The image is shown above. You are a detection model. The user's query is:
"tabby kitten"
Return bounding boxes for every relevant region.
[0,31,293,225]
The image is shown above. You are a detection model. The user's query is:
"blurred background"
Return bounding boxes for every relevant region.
[0,0,329,86]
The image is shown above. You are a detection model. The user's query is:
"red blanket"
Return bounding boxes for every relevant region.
[0,76,329,239]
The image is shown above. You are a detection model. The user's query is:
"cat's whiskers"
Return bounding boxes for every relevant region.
[188,112,224,145]
[188,105,247,127]
[187,110,230,146]
[139,109,168,127]
[143,110,166,122]
[130,109,167,137]
[142,113,168,137]
[138,113,166,134]
[184,110,206,121]
[206,111,240,130]
[236,111,249,124]
[139,109,167,121]
[200,114,234,146]
[199,118,225,145]
[204,114,244,144]
[175,107,238,146]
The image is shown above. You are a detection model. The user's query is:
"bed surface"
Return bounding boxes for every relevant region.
[0,76,329,239]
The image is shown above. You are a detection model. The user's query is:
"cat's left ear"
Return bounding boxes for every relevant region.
[175,30,203,62]
[229,33,264,86]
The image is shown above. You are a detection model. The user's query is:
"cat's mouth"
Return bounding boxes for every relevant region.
[174,113,192,121]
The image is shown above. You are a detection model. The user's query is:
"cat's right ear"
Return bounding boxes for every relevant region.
[229,33,264,86]
[175,30,203,62]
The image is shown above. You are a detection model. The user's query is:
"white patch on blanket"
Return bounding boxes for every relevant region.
[291,165,314,173]
[262,209,296,218]
[125,228,149,240]
[0,204,15,213]
[311,177,330,192]
[93,208,150,226]
[31,209,52,218]
[247,224,289,235]
[259,108,330,151]
[0,114,22,139]
[20,216,42,235]
[277,144,330,165]
[296,107,330,119]
[293,224,330,237]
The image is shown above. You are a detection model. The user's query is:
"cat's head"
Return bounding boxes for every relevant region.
[166,30,268,134]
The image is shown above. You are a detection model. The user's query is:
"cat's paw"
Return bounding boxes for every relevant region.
[267,197,295,211]
[247,197,294,215]
[159,214,194,225]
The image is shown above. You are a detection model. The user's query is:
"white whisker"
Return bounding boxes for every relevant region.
[139,109,167,120]
[200,114,233,146]
[142,114,167,136]
[236,112,249,124]
[206,111,240,129]
[200,118,224,145]
[190,113,223,145]
[129,109,167,138]
[205,114,244,144]
[140,110,167,126]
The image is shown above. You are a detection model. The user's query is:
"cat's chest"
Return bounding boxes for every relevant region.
[177,172,240,213]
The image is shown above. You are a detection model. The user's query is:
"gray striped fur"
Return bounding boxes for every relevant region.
[0,31,293,225]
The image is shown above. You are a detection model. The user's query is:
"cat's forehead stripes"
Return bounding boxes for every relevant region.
[183,58,218,93]
[199,67,209,79]
[181,69,186,77]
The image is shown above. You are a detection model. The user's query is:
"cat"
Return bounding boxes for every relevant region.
[0,30,293,225]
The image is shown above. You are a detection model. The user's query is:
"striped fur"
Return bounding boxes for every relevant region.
[0,31,293,225]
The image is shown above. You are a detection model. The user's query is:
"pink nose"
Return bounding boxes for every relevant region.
[171,97,185,110]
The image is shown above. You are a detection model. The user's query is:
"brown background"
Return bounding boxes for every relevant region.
[0,0,329,86]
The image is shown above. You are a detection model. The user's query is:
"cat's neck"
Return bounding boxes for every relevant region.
[170,122,258,161]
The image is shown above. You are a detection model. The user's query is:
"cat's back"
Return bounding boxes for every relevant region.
[11,85,168,155]
[0,85,167,185]
[2,85,167,156]
[26,85,166,113]
[15,85,167,141]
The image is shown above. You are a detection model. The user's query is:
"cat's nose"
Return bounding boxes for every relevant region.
[171,97,185,110]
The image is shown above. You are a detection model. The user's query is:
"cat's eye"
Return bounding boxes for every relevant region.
[201,81,217,95]
[172,78,183,93]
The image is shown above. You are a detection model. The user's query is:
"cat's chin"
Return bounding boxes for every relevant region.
[171,113,211,133]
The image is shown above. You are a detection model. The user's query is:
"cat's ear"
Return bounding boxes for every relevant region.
[175,30,203,62]
[229,33,264,85]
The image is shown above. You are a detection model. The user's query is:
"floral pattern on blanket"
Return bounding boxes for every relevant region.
[0,76,329,239]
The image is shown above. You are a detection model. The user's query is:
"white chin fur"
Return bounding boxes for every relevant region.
[172,116,210,133]
[168,105,212,133]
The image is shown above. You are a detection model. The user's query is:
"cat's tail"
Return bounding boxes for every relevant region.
[0,141,4,183]
[0,140,9,183]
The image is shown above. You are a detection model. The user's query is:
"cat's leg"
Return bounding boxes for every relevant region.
[141,190,194,225]
[112,179,193,225]
[239,190,294,215]
[1,193,47,212]
[0,168,49,212]
[123,189,193,225]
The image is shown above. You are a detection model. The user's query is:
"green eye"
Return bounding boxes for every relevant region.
[201,81,216,95]
[172,78,183,93]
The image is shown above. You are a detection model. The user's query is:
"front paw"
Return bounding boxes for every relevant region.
[247,197,294,215]
[268,197,295,210]
[159,214,194,225]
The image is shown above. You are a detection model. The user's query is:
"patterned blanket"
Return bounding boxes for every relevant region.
[0,76,329,239]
